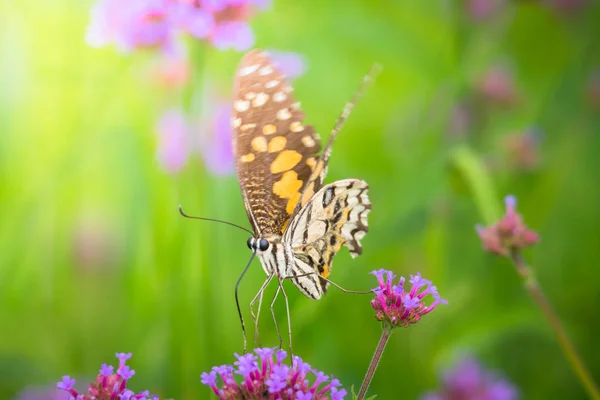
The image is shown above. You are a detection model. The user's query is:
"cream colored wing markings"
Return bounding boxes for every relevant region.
[283,179,371,299]
[232,49,322,235]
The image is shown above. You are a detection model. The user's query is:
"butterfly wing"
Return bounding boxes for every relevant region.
[283,179,370,299]
[232,49,322,236]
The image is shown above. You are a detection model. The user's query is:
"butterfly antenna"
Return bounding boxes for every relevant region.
[178,205,254,236]
[325,63,383,150]
[235,251,257,353]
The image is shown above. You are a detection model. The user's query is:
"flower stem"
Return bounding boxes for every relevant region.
[357,326,393,400]
[510,248,600,400]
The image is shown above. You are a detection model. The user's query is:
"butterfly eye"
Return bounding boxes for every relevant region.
[258,238,269,251]
[247,237,254,250]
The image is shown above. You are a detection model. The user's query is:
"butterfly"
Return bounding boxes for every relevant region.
[231,49,372,300]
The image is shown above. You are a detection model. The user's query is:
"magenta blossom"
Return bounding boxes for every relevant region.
[56,353,158,400]
[201,348,347,400]
[156,108,189,173]
[370,269,447,328]
[477,65,518,106]
[86,0,271,54]
[476,195,539,257]
[421,356,518,400]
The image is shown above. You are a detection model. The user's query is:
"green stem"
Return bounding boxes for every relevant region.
[510,249,600,400]
[357,326,393,400]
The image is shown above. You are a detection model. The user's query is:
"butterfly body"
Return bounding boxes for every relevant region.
[233,50,371,300]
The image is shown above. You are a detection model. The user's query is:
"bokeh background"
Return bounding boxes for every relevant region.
[2,0,600,399]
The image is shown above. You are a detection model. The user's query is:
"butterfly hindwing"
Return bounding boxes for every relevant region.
[283,179,371,299]
[232,50,322,236]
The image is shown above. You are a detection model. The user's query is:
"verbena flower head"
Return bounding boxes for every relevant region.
[86,0,271,54]
[56,352,158,400]
[421,356,518,400]
[478,65,517,106]
[476,195,539,257]
[201,348,347,399]
[370,269,447,328]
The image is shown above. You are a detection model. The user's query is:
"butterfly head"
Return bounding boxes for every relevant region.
[246,237,270,253]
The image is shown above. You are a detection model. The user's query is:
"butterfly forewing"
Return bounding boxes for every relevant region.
[232,50,322,236]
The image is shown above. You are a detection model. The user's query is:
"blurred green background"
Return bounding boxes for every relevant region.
[2,0,600,399]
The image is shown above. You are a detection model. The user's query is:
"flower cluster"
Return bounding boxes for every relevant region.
[86,0,271,54]
[421,356,518,400]
[476,195,539,257]
[201,348,347,400]
[370,269,447,328]
[56,353,157,400]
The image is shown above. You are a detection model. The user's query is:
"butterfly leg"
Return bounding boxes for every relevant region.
[269,281,284,350]
[249,273,275,348]
[276,277,294,356]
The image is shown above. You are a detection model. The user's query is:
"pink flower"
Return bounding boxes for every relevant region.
[86,0,271,53]
[476,195,539,257]
[156,108,189,173]
[421,356,518,400]
[86,0,178,54]
[477,65,518,106]
[370,269,447,328]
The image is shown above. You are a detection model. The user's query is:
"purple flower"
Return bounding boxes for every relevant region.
[156,108,189,174]
[56,353,158,400]
[86,0,177,54]
[86,0,271,54]
[421,356,518,400]
[370,270,447,328]
[477,65,518,106]
[476,195,539,257]
[200,348,347,399]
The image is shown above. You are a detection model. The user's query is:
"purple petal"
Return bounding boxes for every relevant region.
[211,21,254,51]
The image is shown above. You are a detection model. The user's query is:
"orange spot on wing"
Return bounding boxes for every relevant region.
[273,170,303,199]
[251,136,267,152]
[268,136,287,153]
[270,150,302,173]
